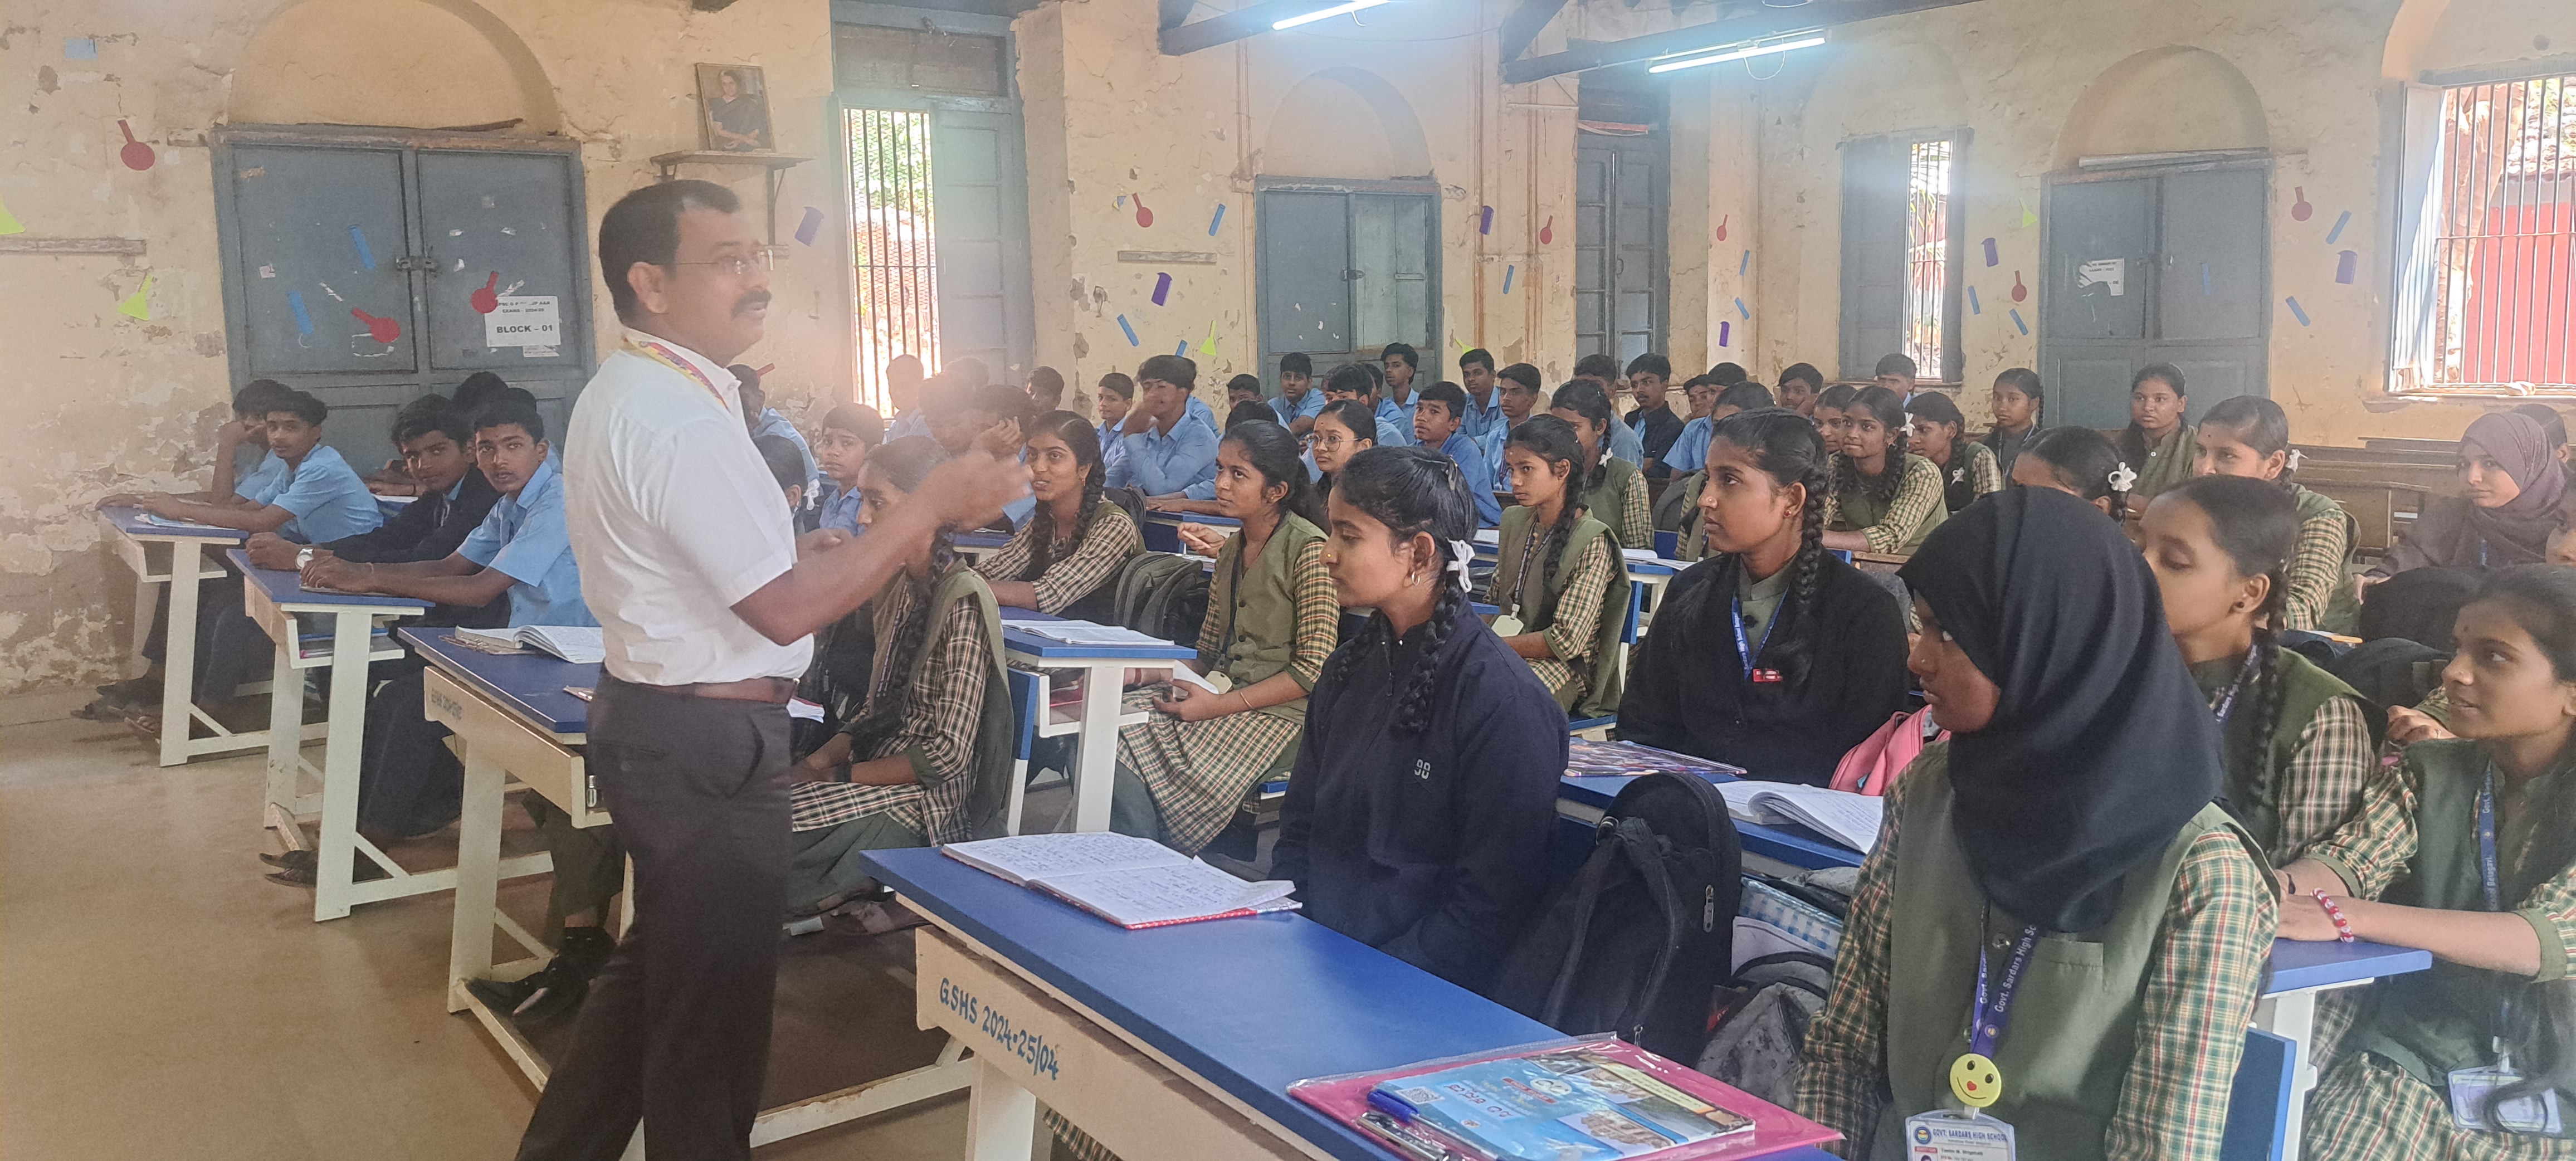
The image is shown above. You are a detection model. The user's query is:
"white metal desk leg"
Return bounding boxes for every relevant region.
[1069,661,1124,834]
[448,740,505,1013]
[313,610,376,921]
[963,1056,1042,1161]
[159,542,208,767]
[264,626,302,831]
[2255,989,2320,1161]
[130,570,155,659]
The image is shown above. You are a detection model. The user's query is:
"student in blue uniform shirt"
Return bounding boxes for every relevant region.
[731,364,818,503]
[1571,353,1646,466]
[755,436,817,533]
[1477,363,1546,470]
[883,354,931,441]
[1381,342,1424,420]
[1320,362,1412,448]
[1153,401,1288,514]
[1370,353,1418,447]
[1665,380,1776,475]
[812,403,881,535]
[1457,348,1507,442]
[121,389,383,544]
[1093,372,1135,481]
[216,378,296,503]
[1274,445,1564,992]
[1269,352,1324,435]
[1104,354,1221,496]
[1412,382,1502,526]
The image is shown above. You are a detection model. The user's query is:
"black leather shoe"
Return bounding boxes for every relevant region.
[467,927,614,1021]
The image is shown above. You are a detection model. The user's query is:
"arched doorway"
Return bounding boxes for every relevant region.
[1253,67,1440,390]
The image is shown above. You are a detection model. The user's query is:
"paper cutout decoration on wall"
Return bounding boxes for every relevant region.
[1202,320,1217,355]
[1152,272,1173,305]
[1734,297,1750,320]
[2285,296,2311,326]
[348,226,376,271]
[1116,195,1128,209]
[794,206,823,246]
[1131,194,1153,228]
[116,275,153,320]
[1207,203,1226,236]
[2290,187,2313,222]
[2019,200,2037,228]
[2009,308,2029,335]
[0,196,23,235]
[1538,216,1554,245]
[1967,286,1981,315]
[1982,237,1998,267]
[117,120,155,171]
[2009,271,2027,303]
[1116,314,1140,346]
[1502,265,1515,295]
[1715,214,1729,242]
[1175,340,1189,357]
[287,290,314,335]
[1718,320,1731,348]
[350,307,401,344]
[2336,250,2358,285]
[64,38,97,59]
[1479,206,1494,235]
[2325,211,2350,245]
[470,272,501,314]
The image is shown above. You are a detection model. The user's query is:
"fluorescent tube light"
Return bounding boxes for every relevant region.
[1646,33,1826,74]
[1272,0,1388,30]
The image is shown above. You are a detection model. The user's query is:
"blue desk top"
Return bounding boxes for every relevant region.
[97,505,247,542]
[1559,772,1865,872]
[1145,510,1241,528]
[956,530,1012,550]
[227,549,427,610]
[2264,938,2432,995]
[1002,626,1197,661]
[399,628,593,736]
[864,848,1837,1161]
[997,607,1065,622]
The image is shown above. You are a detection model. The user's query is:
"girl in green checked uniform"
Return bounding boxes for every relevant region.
[2142,475,2375,866]
[1485,415,1630,719]
[1819,385,1947,556]
[1547,379,1650,549]
[2281,565,2576,1158]
[2118,362,2199,520]
[1796,487,2277,1161]
[2191,394,2363,635]
[785,437,1014,914]
[1108,419,1337,855]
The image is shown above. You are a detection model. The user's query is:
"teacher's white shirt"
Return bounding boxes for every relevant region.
[564,333,812,684]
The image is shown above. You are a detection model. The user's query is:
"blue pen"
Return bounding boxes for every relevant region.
[1368,1088,1420,1123]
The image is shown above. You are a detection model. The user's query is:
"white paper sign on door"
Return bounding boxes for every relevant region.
[485,295,561,347]
[2076,258,2126,297]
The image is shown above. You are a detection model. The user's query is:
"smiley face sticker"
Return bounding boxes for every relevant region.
[1950,1052,2002,1109]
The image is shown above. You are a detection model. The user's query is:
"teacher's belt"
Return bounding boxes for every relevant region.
[624,675,797,704]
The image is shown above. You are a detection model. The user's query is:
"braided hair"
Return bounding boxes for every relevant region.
[1019,410,1106,582]
[2022,426,2131,517]
[1708,408,1833,682]
[2199,394,2297,490]
[1318,447,1479,735]
[840,436,960,747]
[2165,475,2300,786]
[1829,384,1912,507]
[1500,414,1589,602]
[1222,419,1325,528]
[1547,379,1617,498]
[1312,398,1379,504]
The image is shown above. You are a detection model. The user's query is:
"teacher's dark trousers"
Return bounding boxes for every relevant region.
[514,676,790,1161]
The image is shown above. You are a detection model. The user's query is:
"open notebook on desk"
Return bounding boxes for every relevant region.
[940,832,1297,930]
[1713,782,1884,853]
[447,625,606,664]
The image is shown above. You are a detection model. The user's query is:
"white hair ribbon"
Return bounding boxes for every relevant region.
[1445,540,1475,593]
[2108,462,2139,492]
[2287,448,2304,472]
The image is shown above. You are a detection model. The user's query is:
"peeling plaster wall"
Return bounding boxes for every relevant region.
[1720,0,2573,437]
[1014,0,1583,418]
[0,0,847,695]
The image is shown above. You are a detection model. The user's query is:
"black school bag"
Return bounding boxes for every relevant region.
[1491,773,1743,1062]
[1111,553,1210,645]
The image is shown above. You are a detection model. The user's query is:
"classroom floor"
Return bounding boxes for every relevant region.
[0,708,1007,1160]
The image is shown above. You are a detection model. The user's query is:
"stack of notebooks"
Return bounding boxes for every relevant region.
[941,832,1298,930]
[446,625,606,665]
[1565,740,1746,781]
[1712,782,1884,854]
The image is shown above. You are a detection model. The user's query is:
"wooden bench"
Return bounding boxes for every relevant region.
[2296,474,2434,554]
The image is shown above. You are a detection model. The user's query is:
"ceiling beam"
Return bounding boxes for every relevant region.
[1501,0,1979,84]
[1159,0,1200,30]
[1161,0,1362,54]
[1495,0,1571,65]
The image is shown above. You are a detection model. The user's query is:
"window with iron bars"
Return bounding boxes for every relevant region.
[2424,74,2574,392]
[847,107,938,414]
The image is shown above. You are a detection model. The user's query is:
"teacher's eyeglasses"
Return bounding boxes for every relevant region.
[670,251,775,277]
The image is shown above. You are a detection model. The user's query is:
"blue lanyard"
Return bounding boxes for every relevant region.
[2211,652,2261,726]
[1970,921,2042,1060]
[1731,593,1780,682]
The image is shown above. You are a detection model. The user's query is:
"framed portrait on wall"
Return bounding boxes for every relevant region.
[696,64,773,152]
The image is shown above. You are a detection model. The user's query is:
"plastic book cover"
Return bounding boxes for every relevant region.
[1565,740,1747,781]
[1291,1036,1837,1161]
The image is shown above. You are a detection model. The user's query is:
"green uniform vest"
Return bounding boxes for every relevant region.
[1831,453,1949,554]
[1203,513,1324,725]
[2126,424,2199,506]
[2348,740,2563,1095]
[1875,745,2265,1161]
[2291,483,2365,635]
[1580,455,1646,548]
[1493,504,1632,718]
[2189,649,2372,864]
[920,565,1018,842]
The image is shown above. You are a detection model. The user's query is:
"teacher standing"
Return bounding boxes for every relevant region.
[518,179,1025,1160]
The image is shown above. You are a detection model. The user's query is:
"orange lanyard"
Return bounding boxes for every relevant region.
[627,338,730,411]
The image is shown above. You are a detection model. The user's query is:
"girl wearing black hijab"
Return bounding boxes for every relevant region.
[1795,487,2280,1161]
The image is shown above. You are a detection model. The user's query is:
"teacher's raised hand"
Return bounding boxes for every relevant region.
[915,450,1032,531]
